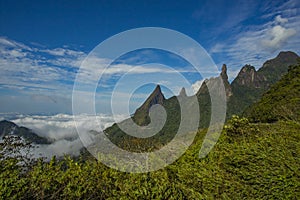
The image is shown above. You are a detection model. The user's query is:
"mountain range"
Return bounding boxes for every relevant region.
[104,51,299,151]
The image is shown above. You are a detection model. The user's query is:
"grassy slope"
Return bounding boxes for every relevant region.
[1,120,299,199]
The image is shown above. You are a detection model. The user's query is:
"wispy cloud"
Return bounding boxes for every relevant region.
[0,37,203,114]
[0,37,84,92]
[275,15,289,24]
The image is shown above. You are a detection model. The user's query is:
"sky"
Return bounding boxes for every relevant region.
[0,0,299,115]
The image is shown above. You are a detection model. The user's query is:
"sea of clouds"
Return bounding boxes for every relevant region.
[0,113,126,159]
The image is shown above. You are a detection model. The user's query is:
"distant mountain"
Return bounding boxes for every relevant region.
[0,120,50,144]
[227,51,299,117]
[244,64,300,122]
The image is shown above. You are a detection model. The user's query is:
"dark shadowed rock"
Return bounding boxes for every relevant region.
[221,64,228,80]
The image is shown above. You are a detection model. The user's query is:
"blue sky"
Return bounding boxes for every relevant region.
[0,0,299,115]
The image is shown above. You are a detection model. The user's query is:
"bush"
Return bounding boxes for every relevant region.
[224,115,259,137]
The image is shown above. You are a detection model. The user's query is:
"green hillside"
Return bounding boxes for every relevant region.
[1,119,299,199]
[245,64,300,122]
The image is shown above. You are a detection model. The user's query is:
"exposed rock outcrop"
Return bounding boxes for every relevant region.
[133,85,165,125]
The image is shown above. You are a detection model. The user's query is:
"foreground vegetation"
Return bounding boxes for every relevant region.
[1,117,299,199]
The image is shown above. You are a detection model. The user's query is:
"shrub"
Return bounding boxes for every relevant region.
[224,115,259,137]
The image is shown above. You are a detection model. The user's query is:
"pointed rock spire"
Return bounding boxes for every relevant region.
[148,85,165,106]
[221,64,228,80]
[133,85,166,125]
[179,87,187,97]
[135,85,165,113]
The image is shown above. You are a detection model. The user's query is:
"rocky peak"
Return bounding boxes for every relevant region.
[196,64,232,99]
[232,64,264,87]
[221,64,228,80]
[150,85,165,105]
[276,51,299,62]
[133,85,166,125]
[220,64,232,97]
[228,51,299,118]
[258,51,299,86]
[135,85,165,113]
[178,87,187,97]
[241,64,255,72]
[260,51,299,71]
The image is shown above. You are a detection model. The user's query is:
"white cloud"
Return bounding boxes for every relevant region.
[0,37,32,51]
[12,113,125,140]
[262,25,296,51]
[0,37,82,91]
[191,80,204,94]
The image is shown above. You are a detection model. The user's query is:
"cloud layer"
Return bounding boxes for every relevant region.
[7,113,126,159]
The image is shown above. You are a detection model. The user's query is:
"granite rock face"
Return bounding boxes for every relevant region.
[133,85,166,125]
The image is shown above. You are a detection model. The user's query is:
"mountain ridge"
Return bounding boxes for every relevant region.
[104,51,299,150]
[227,51,299,117]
